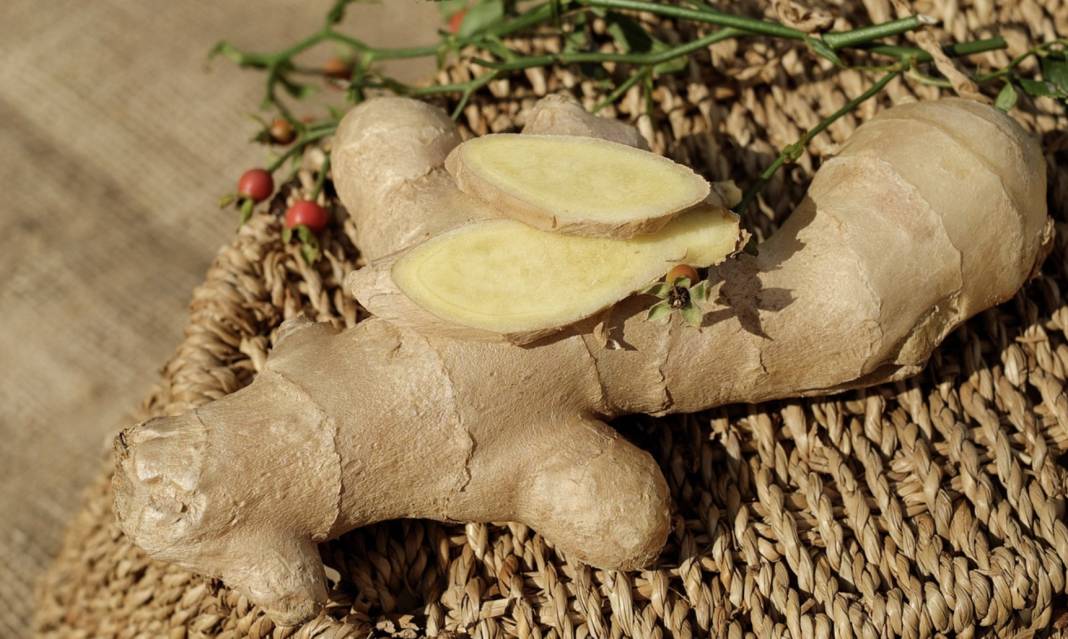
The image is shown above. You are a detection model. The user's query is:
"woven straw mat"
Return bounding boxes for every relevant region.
[33,1,1068,637]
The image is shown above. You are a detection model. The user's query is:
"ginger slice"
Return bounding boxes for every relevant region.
[350,203,741,343]
[445,134,711,238]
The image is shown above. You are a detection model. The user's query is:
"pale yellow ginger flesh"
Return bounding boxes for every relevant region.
[446,133,711,237]
[391,205,739,335]
[114,96,1051,628]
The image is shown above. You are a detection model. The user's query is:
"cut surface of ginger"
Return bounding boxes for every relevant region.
[391,204,740,335]
[446,134,710,237]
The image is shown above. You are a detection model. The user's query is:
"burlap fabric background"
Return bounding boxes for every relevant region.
[0,2,438,636]
[20,0,1068,637]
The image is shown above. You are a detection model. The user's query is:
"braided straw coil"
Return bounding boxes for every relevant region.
[34,1,1068,637]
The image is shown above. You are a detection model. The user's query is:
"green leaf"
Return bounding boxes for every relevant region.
[995,82,1018,112]
[647,301,672,323]
[564,29,589,54]
[674,277,692,289]
[218,193,236,209]
[324,0,376,25]
[652,54,688,76]
[690,280,711,304]
[294,225,321,264]
[605,13,654,54]
[238,198,255,226]
[562,13,590,54]
[208,41,243,65]
[437,0,468,18]
[642,282,671,298]
[281,226,293,244]
[680,303,703,328]
[244,112,270,127]
[250,128,271,145]
[549,0,564,25]
[604,13,686,75]
[458,0,504,38]
[301,241,321,265]
[806,37,845,68]
[280,76,318,100]
[325,0,353,25]
[327,105,345,121]
[1019,77,1058,98]
[480,37,516,61]
[641,71,655,116]
[1041,54,1068,95]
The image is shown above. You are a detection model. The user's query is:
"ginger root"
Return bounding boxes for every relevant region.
[349,204,741,343]
[113,95,1050,626]
[446,133,713,237]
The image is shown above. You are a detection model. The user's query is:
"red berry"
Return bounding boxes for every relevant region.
[448,9,466,34]
[666,264,699,286]
[237,169,274,203]
[269,118,295,145]
[322,57,352,80]
[285,201,329,233]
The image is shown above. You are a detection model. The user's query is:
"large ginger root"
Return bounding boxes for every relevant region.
[349,204,741,343]
[446,133,712,237]
[330,97,493,259]
[113,95,1050,626]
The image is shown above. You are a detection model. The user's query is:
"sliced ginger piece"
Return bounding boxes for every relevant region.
[445,134,711,238]
[348,203,742,343]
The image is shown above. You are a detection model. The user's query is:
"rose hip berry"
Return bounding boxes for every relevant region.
[269,118,295,145]
[322,57,351,80]
[666,264,699,286]
[448,9,466,34]
[285,200,329,233]
[237,169,274,203]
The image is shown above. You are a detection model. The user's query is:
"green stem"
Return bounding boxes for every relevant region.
[976,39,1068,82]
[217,0,1007,123]
[267,33,328,65]
[863,35,1006,62]
[451,71,501,119]
[475,27,740,70]
[579,0,937,53]
[311,153,331,200]
[220,1,1022,165]
[907,68,952,87]
[238,197,255,226]
[593,67,648,112]
[267,129,335,172]
[324,30,440,59]
[580,0,804,40]
[822,15,933,50]
[734,68,902,215]
[486,1,558,38]
[264,66,296,121]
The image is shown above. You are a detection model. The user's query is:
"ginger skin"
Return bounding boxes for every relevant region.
[113,95,1050,626]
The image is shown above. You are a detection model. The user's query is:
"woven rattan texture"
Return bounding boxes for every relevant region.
[34,1,1068,637]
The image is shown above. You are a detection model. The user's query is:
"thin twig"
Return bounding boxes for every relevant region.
[311,154,332,200]
[734,68,903,216]
[212,0,1044,213]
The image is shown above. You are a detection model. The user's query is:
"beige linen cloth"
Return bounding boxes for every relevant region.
[0,2,437,635]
